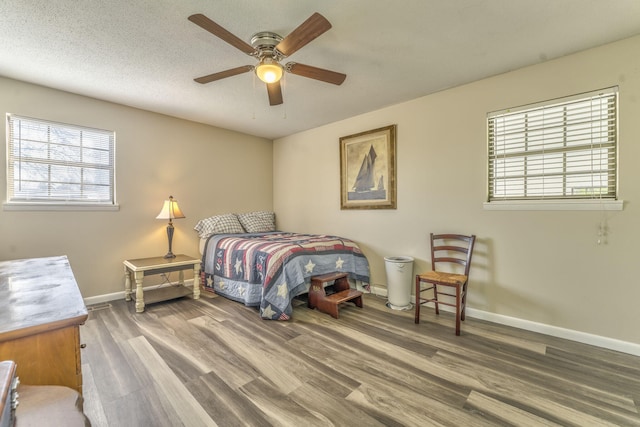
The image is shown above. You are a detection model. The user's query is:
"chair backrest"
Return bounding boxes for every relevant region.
[430,233,476,276]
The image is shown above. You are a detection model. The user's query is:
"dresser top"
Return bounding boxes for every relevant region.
[0,256,88,341]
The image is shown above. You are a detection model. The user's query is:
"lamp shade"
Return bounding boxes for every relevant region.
[156,195,185,220]
[255,58,283,83]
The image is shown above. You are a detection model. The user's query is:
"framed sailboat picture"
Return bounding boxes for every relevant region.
[340,124,397,209]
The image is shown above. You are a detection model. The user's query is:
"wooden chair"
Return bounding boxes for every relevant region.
[414,233,476,335]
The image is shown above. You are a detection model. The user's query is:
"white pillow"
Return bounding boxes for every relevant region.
[237,211,275,233]
[193,213,245,238]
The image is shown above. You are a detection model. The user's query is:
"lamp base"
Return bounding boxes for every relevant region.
[164,222,176,259]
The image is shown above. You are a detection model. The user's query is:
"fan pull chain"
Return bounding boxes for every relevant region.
[251,71,257,119]
[281,73,287,119]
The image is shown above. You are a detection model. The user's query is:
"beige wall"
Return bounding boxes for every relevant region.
[0,77,272,298]
[2,34,638,348]
[274,35,640,346]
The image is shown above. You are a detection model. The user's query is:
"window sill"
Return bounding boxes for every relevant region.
[483,200,624,211]
[3,202,120,212]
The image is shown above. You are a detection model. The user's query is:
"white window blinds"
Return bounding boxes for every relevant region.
[487,88,618,202]
[7,114,115,205]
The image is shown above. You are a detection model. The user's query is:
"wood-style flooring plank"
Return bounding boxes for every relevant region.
[187,371,272,427]
[287,382,388,426]
[127,335,217,426]
[238,376,331,426]
[81,314,145,402]
[101,385,181,427]
[79,293,640,426]
[465,390,560,426]
[430,349,636,426]
[80,362,109,426]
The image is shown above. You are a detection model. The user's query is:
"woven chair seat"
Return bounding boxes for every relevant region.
[417,271,467,286]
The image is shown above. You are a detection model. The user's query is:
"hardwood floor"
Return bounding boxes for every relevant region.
[80,292,640,426]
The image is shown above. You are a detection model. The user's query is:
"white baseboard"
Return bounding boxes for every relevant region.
[369,285,640,357]
[370,285,388,297]
[83,279,197,306]
[466,307,640,357]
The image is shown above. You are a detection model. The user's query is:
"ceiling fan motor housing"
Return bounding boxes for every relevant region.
[251,31,284,60]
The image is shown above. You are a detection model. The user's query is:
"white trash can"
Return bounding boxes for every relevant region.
[384,256,414,310]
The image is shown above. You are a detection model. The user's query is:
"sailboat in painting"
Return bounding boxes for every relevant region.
[348,145,386,200]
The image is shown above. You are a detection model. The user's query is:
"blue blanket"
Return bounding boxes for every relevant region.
[202,232,370,320]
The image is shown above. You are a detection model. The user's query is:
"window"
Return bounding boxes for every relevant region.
[6,114,116,209]
[487,88,618,208]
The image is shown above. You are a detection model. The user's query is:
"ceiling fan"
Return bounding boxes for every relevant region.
[188,12,346,106]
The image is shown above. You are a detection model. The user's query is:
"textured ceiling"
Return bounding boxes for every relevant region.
[1,1,640,139]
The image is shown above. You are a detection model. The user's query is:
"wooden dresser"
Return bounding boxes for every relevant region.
[0,256,88,395]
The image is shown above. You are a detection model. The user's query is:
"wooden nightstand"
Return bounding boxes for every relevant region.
[123,254,201,313]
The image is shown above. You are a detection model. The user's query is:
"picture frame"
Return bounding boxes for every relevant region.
[340,124,397,210]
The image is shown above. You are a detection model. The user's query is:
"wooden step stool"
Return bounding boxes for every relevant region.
[308,272,363,319]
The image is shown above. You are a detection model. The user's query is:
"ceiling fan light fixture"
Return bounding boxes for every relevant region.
[255,58,283,83]
[190,13,344,106]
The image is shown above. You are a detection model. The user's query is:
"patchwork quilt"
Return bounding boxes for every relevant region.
[202,232,370,320]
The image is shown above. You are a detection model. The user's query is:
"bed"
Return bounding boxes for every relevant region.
[200,230,370,320]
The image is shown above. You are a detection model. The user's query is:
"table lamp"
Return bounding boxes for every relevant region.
[156,195,185,258]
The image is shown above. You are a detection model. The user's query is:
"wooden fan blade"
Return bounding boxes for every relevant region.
[188,14,256,55]
[275,12,331,57]
[286,63,346,85]
[194,65,253,84]
[266,81,283,105]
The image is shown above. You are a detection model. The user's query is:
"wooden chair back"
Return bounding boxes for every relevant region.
[430,233,476,276]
